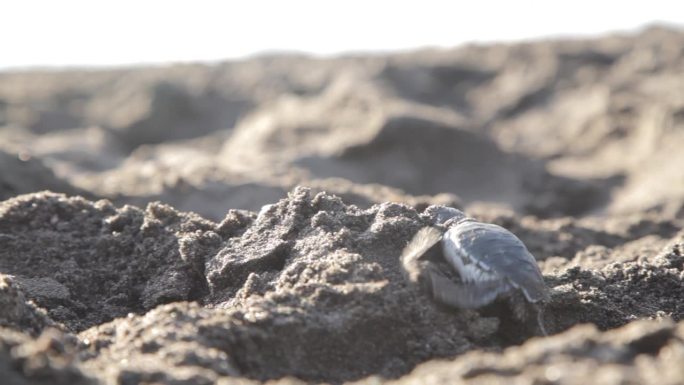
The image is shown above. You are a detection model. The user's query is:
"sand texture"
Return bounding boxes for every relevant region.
[1,26,684,384]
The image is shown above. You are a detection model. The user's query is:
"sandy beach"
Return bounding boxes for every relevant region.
[1,26,683,384]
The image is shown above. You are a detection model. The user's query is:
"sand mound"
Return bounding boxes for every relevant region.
[0,188,683,383]
[0,150,86,201]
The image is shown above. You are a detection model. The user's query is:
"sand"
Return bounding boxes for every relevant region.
[0,25,683,384]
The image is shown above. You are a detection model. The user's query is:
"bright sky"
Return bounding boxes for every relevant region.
[2,0,683,70]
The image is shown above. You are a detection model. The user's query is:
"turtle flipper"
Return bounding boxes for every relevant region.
[533,303,549,336]
[401,227,444,283]
[427,268,511,309]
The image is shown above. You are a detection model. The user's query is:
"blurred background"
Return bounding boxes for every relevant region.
[2,1,684,220]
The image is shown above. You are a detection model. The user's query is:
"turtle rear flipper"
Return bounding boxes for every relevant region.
[533,303,548,336]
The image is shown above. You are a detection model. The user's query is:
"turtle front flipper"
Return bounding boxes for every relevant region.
[401,226,444,283]
[427,268,512,309]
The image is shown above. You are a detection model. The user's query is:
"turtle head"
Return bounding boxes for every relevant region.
[423,205,466,227]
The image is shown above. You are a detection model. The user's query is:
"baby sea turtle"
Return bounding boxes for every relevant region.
[402,205,550,335]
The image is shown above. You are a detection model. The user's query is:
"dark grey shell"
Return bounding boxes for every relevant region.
[442,219,549,303]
